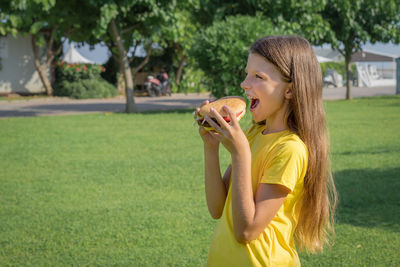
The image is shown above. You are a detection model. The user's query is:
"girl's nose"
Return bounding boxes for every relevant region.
[241,78,250,91]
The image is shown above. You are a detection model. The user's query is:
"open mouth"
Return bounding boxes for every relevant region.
[250,98,259,111]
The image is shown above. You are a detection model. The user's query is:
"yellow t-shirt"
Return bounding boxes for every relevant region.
[207,124,308,267]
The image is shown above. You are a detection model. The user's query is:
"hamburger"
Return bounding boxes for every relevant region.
[195,96,246,130]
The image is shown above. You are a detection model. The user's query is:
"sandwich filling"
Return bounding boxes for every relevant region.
[197,111,243,128]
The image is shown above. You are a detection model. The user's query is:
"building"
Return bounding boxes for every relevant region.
[313,48,344,62]
[314,47,399,87]
[0,34,48,95]
[352,49,397,78]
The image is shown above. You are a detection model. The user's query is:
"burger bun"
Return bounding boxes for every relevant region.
[197,96,246,130]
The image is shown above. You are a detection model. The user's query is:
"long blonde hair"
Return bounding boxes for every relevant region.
[250,36,338,252]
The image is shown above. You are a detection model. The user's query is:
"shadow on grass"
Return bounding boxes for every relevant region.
[334,167,400,230]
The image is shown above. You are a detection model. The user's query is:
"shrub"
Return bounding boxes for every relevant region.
[54,61,117,99]
[190,15,288,98]
[54,79,117,99]
[171,66,208,94]
[56,61,106,81]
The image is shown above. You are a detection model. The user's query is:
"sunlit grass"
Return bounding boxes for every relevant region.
[0,95,399,266]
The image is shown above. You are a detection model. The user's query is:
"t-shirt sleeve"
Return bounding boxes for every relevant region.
[260,141,307,192]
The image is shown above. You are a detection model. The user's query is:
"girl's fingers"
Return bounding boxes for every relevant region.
[194,99,212,119]
[201,99,214,108]
[193,107,200,119]
[199,125,207,134]
[205,115,223,133]
[208,130,223,142]
[209,108,230,130]
[223,105,238,126]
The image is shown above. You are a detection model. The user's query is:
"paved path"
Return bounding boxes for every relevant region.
[0,86,397,118]
[0,93,211,118]
[322,85,396,100]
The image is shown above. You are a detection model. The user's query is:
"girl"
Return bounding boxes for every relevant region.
[196,36,337,266]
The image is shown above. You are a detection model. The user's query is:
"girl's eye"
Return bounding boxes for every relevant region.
[255,74,263,79]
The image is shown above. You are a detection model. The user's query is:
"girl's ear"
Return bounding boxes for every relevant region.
[284,83,293,99]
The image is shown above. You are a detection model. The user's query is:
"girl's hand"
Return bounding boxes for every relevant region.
[195,100,219,150]
[205,105,249,155]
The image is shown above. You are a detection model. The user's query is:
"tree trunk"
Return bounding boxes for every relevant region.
[117,62,125,95]
[31,35,53,96]
[132,41,153,75]
[345,51,352,100]
[110,19,136,113]
[176,55,186,86]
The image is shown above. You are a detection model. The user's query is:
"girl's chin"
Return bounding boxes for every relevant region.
[250,111,265,123]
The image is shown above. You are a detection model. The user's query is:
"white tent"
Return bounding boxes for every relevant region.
[62,44,95,64]
[316,55,333,63]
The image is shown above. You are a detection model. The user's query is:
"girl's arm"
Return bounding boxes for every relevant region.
[197,101,229,219]
[231,153,289,242]
[203,146,229,219]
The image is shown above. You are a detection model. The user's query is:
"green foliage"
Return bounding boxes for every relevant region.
[29,21,47,35]
[160,1,199,51]
[319,0,400,97]
[90,0,173,49]
[171,66,208,94]
[101,57,119,86]
[194,0,399,55]
[190,15,283,98]
[56,62,106,81]
[54,62,117,99]
[194,0,334,45]
[320,62,357,78]
[0,0,98,97]
[157,0,200,89]
[94,2,119,39]
[271,0,333,45]
[322,0,400,53]
[0,1,95,44]
[54,79,117,99]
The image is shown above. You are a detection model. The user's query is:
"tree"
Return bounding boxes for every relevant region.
[193,0,400,100]
[321,0,400,99]
[159,0,200,89]
[83,0,173,113]
[194,0,334,45]
[190,0,334,98]
[190,15,287,98]
[0,0,92,96]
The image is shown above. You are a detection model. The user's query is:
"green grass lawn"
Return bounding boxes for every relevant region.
[1,95,399,266]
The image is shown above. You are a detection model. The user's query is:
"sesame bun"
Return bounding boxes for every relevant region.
[196,96,246,130]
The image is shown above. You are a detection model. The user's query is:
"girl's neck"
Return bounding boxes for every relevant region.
[262,106,288,135]
[262,121,288,135]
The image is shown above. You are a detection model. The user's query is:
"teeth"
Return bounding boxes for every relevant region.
[246,94,259,101]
